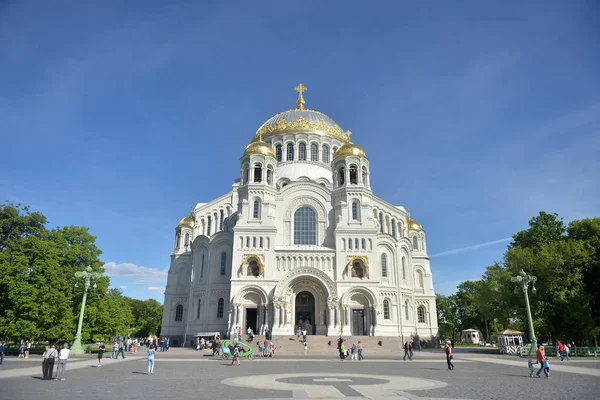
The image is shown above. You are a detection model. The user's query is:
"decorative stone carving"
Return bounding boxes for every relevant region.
[274,267,337,299]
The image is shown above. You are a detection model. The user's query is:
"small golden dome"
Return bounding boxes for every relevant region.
[406,210,424,231]
[178,215,195,228]
[243,139,276,158]
[334,142,367,159]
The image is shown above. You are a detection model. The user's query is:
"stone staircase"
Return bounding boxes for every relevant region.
[242,335,408,356]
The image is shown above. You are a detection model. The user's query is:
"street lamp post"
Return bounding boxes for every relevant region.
[511,270,538,356]
[70,266,102,354]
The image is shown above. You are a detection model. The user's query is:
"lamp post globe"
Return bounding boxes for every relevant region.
[70,266,102,355]
[511,270,538,356]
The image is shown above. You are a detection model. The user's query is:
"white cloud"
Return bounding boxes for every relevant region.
[431,238,511,257]
[119,286,128,290]
[147,287,164,292]
[103,262,168,285]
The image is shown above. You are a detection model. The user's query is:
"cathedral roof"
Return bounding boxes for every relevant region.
[252,84,352,143]
[178,215,195,228]
[334,142,367,159]
[406,210,424,232]
[243,139,276,158]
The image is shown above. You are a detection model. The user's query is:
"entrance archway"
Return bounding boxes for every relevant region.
[295,291,315,335]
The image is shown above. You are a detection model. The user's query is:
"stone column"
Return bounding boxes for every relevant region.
[265,304,270,331]
[273,304,280,328]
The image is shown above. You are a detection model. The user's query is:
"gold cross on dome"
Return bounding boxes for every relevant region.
[294,83,307,110]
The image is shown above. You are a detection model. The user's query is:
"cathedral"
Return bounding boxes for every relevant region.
[161,85,438,346]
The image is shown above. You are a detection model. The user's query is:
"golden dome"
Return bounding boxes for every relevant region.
[178,215,195,228]
[243,139,276,158]
[334,142,367,158]
[406,210,424,231]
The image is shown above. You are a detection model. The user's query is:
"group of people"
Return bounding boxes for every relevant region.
[336,337,364,360]
[557,341,571,361]
[257,339,277,357]
[41,343,70,380]
[529,344,552,378]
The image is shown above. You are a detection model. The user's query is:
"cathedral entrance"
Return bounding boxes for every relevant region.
[246,308,258,334]
[352,309,367,336]
[295,291,315,335]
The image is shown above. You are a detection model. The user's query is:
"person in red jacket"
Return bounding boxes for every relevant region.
[445,343,454,370]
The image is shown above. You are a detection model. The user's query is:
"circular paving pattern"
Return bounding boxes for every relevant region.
[222,372,447,399]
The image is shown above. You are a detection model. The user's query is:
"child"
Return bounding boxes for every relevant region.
[528,359,535,377]
[147,344,155,375]
[303,341,308,355]
[543,357,550,378]
[258,342,263,356]
[232,345,240,366]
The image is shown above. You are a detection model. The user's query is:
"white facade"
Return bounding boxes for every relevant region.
[161,91,438,346]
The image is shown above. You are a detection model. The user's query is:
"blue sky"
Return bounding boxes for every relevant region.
[1,1,599,302]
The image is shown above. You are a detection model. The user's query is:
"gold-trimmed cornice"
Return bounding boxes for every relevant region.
[253,109,352,143]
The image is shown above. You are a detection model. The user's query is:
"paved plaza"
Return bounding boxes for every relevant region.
[0,348,599,400]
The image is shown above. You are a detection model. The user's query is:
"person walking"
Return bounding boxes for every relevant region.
[535,344,545,377]
[558,342,564,361]
[351,343,357,360]
[302,329,307,342]
[564,344,571,361]
[303,341,308,355]
[97,341,106,367]
[232,345,241,366]
[445,343,454,370]
[44,344,58,380]
[147,344,155,375]
[403,341,411,361]
[357,341,363,360]
[56,343,70,380]
[116,341,126,359]
[111,341,118,359]
[339,342,346,361]
[0,341,5,365]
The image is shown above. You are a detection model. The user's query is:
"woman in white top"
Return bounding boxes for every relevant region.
[56,343,70,380]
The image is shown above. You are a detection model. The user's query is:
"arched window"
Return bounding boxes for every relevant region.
[391,220,396,238]
[413,236,419,250]
[184,233,190,247]
[416,270,424,288]
[333,146,338,154]
[381,254,388,277]
[351,261,364,278]
[298,142,306,160]
[417,306,426,323]
[243,166,249,185]
[259,237,263,248]
[379,213,383,233]
[362,166,368,186]
[217,298,224,318]
[254,163,262,182]
[293,207,317,245]
[247,259,259,277]
[220,252,227,275]
[338,167,345,185]
[286,143,294,161]
[175,233,180,249]
[275,144,282,162]
[354,238,359,250]
[322,145,330,163]
[200,254,205,278]
[175,304,183,322]
[310,143,318,161]
[196,299,201,319]
[207,216,212,236]
[383,300,390,320]
[348,238,352,249]
[267,166,273,185]
[402,256,406,280]
[349,165,358,184]
[253,199,260,219]
[361,238,366,249]
[219,209,224,231]
[252,237,256,248]
[351,201,358,220]
[405,300,409,320]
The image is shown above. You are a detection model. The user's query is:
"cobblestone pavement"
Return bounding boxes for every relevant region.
[0,351,598,400]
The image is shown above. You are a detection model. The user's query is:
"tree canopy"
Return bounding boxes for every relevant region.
[0,202,162,343]
[437,212,599,345]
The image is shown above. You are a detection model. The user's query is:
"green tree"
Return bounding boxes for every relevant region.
[510,211,566,251]
[436,294,459,340]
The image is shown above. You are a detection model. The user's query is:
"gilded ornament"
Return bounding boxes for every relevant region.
[334,142,367,159]
[241,254,265,277]
[294,83,308,110]
[178,214,195,228]
[253,111,352,143]
[243,140,276,158]
[346,255,370,279]
[406,209,424,232]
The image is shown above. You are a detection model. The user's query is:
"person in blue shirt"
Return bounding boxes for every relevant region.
[147,345,155,375]
[0,341,5,364]
[528,359,535,377]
